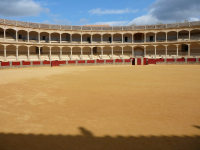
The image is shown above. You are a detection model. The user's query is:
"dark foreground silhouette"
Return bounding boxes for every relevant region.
[0,127,199,150]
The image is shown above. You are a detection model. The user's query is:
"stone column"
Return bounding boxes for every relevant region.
[144,46,146,57]
[49,33,51,43]
[16,30,18,42]
[144,33,146,43]
[91,47,93,59]
[101,47,103,59]
[38,33,40,43]
[166,32,167,42]
[122,47,124,59]
[4,29,6,41]
[91,34,93,44]
[101,34,103,44]
[27,32,29,42]
[155,33,157,42]
[132,34,134,43]
[16,46,18,61]
[27,46,30,60]
[111,34,113,43]
[4,45,6,61]
[188,44,190,57]
[132,47,134,58]
[60,33,62,43]
[155,46,157,58]
[111,47,113,59]
[60,47,62,60]
[49,47,51,60]
[122,34,123,43]
[38,47,41,60]
[81,34,82,44]
[70,34,72,43]
[176,45,179,58]
[189,30,191,41]
[177,32,179,41]
[165,45,168,58]
[70,47,72,59]
[81,47,83,60]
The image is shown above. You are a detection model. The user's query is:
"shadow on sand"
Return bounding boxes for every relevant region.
[0,127,200,150]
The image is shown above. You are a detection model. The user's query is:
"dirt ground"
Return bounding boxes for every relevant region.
[0,65,200,150]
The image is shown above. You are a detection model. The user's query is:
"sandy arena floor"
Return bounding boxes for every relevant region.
[0,65,200,150]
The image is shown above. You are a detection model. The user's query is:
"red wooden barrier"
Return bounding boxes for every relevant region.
[68,60,76,64]
[43,61,50,65]
[137,58,141,65]
[12,62,20,66]
[51,61,59,67]
[124,59,131,63]
[199,58,200,61]
[156,59,164,62]
[33,61,40,65]
[97,60,104,63]
[177,58,185,62]
[59,61,66,64]
[78,60,85,64]
[1,62,10,66]
[148,59,156,65]
[106,59,113,63]
[22,61,31,65]
[87,60,95,63]
[187,58,196,62]
[143,58,147,65]
[115,59,123,63]
[166,59,174,62]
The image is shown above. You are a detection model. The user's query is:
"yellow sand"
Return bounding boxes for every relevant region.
[0,65,200,149]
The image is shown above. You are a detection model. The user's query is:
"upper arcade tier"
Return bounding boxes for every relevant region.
[1,18,200,31]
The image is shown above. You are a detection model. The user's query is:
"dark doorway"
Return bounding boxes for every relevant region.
[42,36,46,40]
[18,34,22,39]
[182,44,188,52]
[132,58,135,65]
[109,37,111,43]
[87,37,91,43]
[150,36,153,42]
[125,37,128,42]
[36,47,43,54]
[93,47,97,54]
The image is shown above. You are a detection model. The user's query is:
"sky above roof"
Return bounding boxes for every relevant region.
[0,0,199,26]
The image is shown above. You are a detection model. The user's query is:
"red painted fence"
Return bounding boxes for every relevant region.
[125,59,131,63]
[87,60,95,63]
[51,61,59,67]
[43,61,50,65]
[137,58,141,65]
[106,60,113,63]
[187,58,196,62]
[68,60,76,64]
[148,59,156,65]
[12,62,20,66]
[33,61,40,65]
[97,60,104,63]
[177,58,185,62]
[156,59,164,62]
[22,61,31,66]
[166,59,174,62]
[115,59,123,63]
[143,58,147,65]
[1,62,10,66]
[78,60,85,64]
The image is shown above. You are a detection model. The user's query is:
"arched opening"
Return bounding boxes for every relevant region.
[134,33,144,43]
[146,46,155,58]
[156,45,165,58]
[101,46,111,59]
[29,31,39,43]
[61,33,70,43]
[103,34,111,43]
[92,47,101,59]
[113,46,122,59]
[41,46,50,60]
[167,31,177,42]
[167,45,177,58]
[40,32,49,43]
[82,34,91,44]
[5,29,16,41]
[156,32,166,42]
[0,28,4,41]
[92,34,101,43]
[6,45,16,61]
[72,34,81,43]
[190,29,200,41]
[0,45,4,61]
[123,46,132,58]
[18,30,28,42]
[82,47,91,59]
[190,44,200,57]
[18,46,28,61]
[51,47,60,60]
[178,30,189,41]
[113,33,122,43]
[29,46,39,60]
[62,47,71,60]
[134,46,144,57]
[146,32,155,42]
[51,33,60,43]
[71,47,81,60]
[123,33,132,43]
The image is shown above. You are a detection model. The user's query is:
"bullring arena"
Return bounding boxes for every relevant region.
[0,19,200,150]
